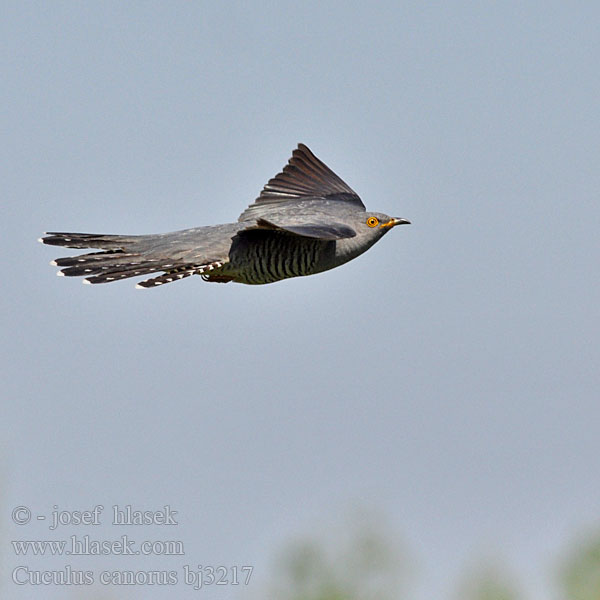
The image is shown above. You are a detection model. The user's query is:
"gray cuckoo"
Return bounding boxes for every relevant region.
[40,144,410,288]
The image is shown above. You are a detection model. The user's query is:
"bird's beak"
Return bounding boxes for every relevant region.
[380,217,411,229]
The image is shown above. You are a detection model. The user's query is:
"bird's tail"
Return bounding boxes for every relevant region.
[39,231,231,288]
[39,232,141,250]
[39,231,167,285]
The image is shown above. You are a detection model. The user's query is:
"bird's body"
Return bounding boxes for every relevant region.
[40,144,409,288]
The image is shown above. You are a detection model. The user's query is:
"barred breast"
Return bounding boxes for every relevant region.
[226,229,336,285]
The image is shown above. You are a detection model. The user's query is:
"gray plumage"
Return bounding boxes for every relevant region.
[40,144,410,288]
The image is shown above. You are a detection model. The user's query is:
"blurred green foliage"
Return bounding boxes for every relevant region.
[455,564,522,600]
[560,529,600,600]
[266,510,409,600]
[261,516,600,600]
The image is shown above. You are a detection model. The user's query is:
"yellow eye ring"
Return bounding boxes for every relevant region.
[366,216,379,228]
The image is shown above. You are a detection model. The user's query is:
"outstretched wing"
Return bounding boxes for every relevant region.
[238,144,365,222]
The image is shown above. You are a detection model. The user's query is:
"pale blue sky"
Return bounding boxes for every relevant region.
[2,2,599,599]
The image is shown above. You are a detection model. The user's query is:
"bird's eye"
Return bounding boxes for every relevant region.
[366,217,379,228]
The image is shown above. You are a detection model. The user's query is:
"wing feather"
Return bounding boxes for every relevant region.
[238,144,365,221]
[244,217,356,240]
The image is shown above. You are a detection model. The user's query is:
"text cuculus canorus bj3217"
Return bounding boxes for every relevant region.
[40,144,410,288]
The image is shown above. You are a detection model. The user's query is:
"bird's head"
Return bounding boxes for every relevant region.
[356,212,411,241]
[333,210,410,265]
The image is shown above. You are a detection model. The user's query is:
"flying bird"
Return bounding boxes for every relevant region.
[39,144,410,288]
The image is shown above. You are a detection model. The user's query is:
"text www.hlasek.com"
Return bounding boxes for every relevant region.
[12,535,184,556]
[11,537,253,589]
[11,504,253,589]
